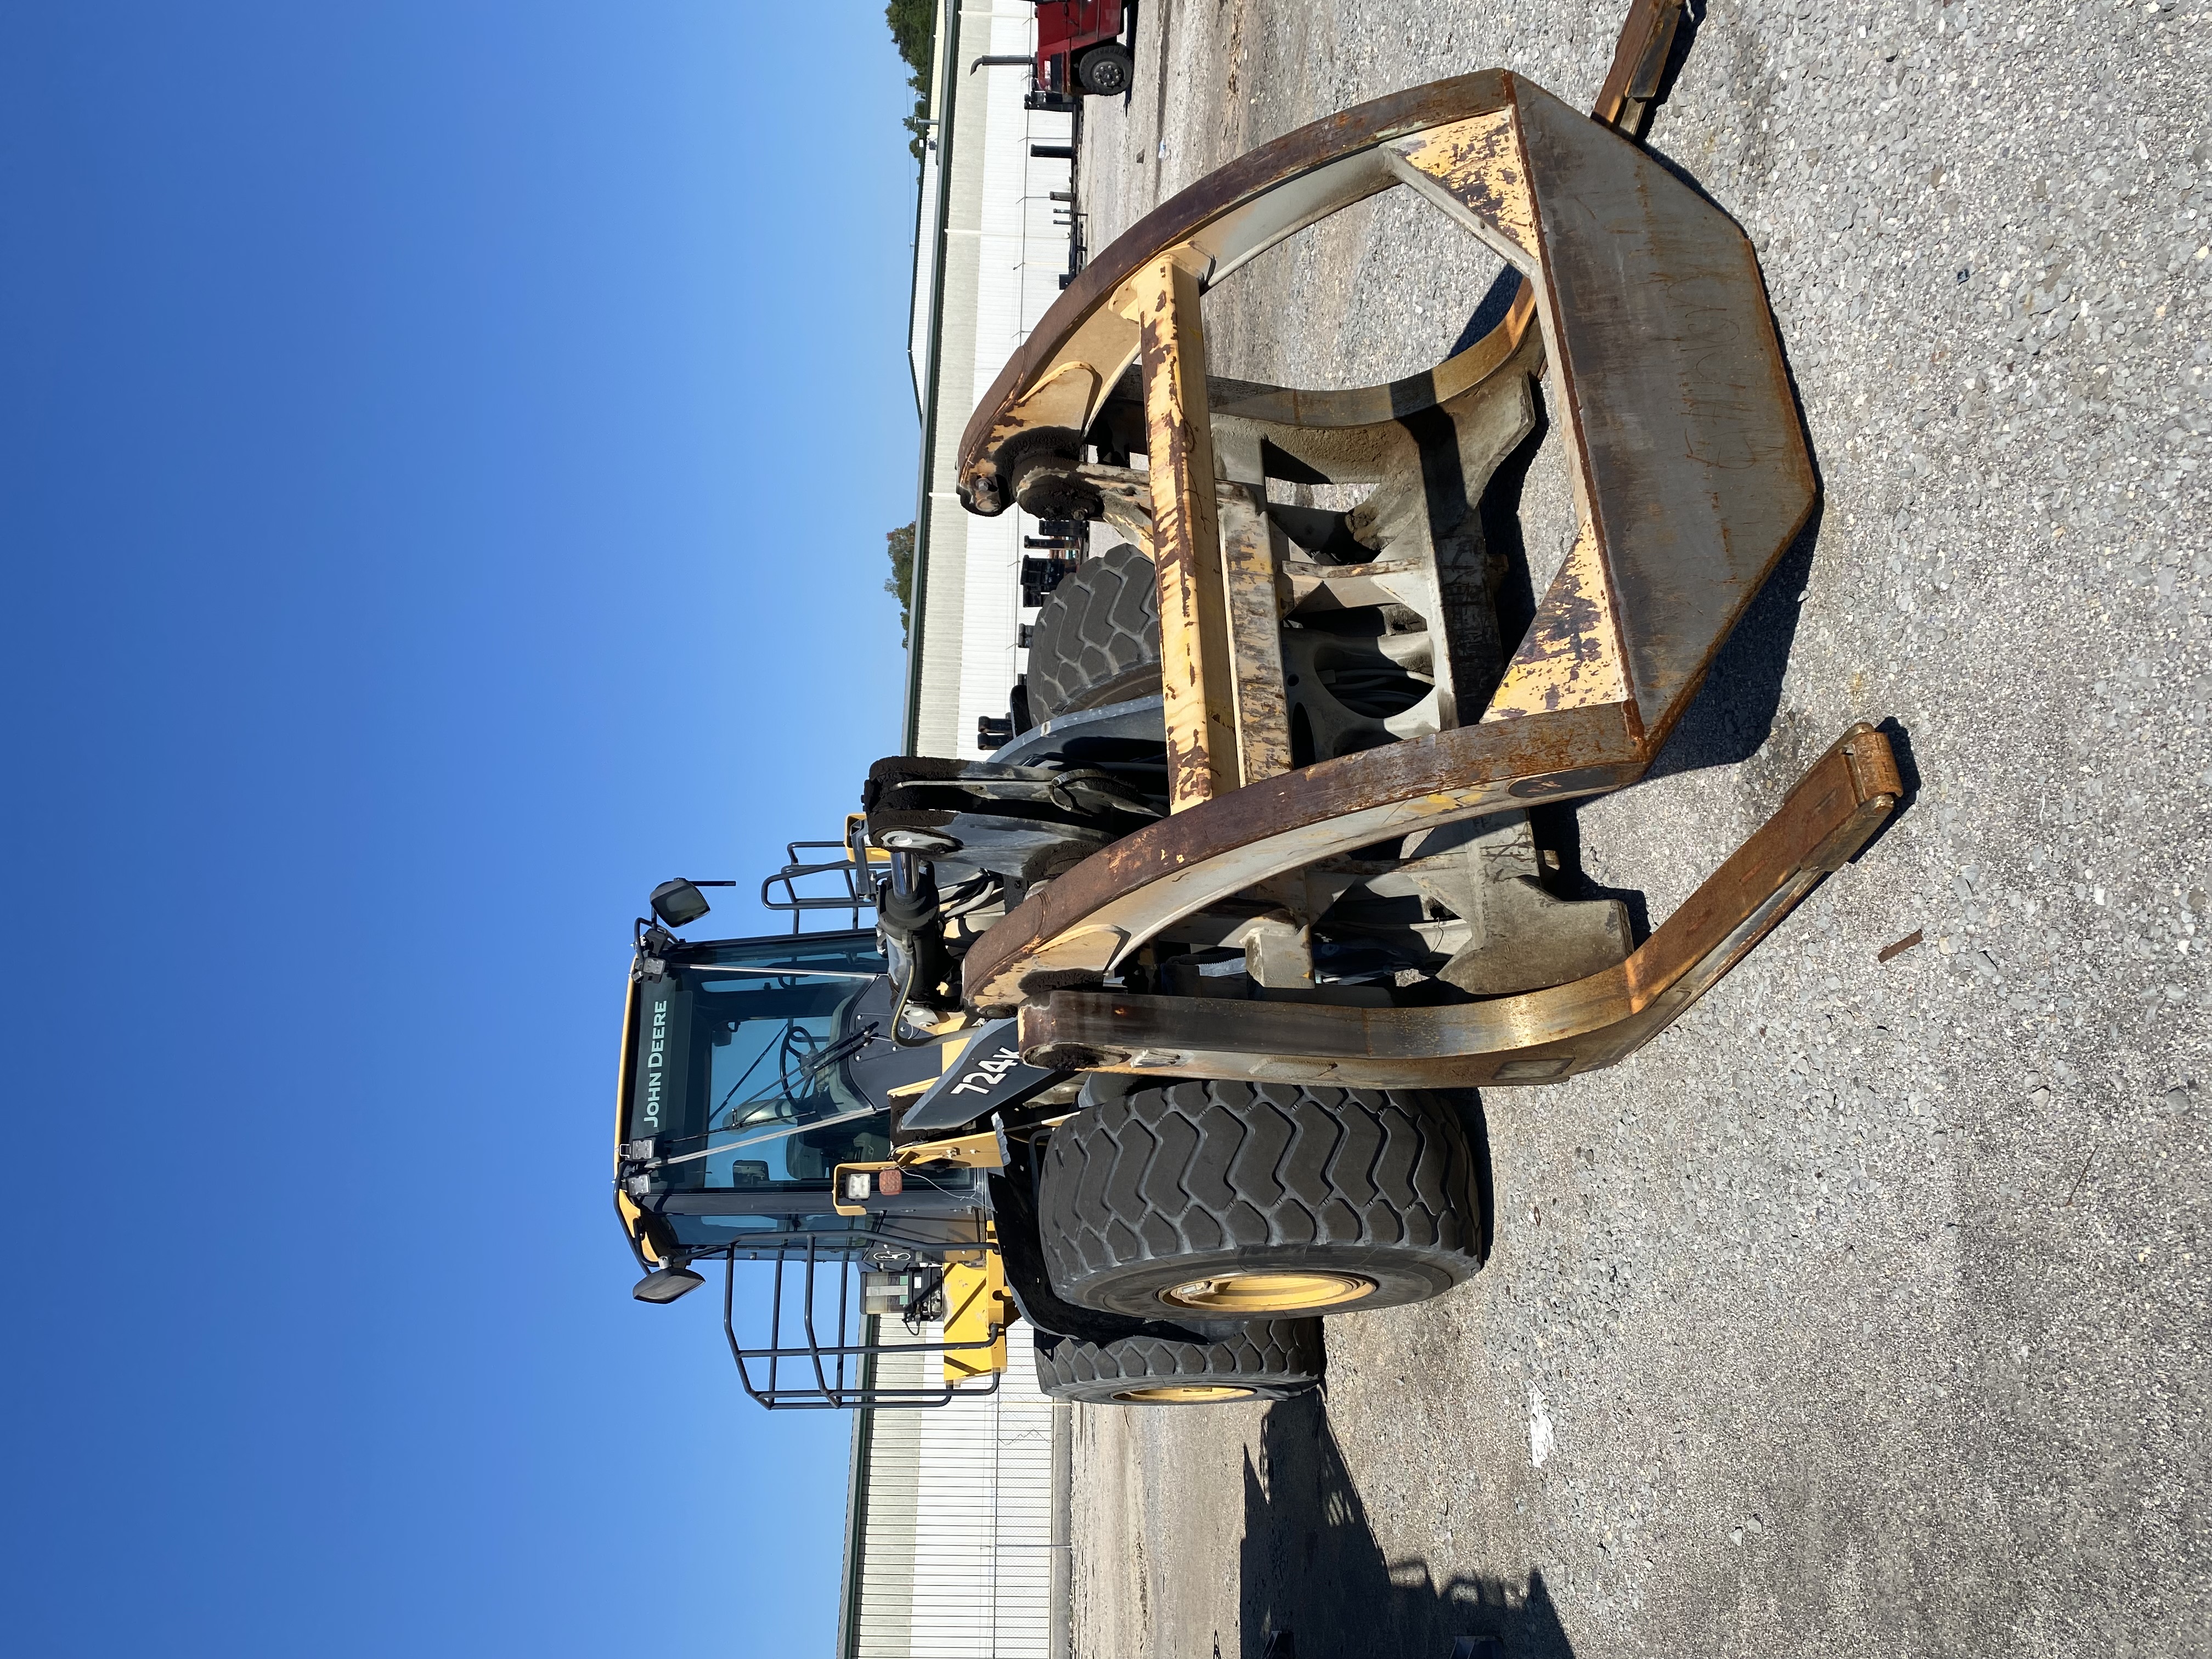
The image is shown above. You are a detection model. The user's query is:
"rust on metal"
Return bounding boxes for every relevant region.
[1877,929,1925,964]
[1217,487,1293,785]
[1016,726,1900,1087]
[1389,109,1538,263]
[1120,253,1238,810]
[1592,0,1688,138]
[963,703,1646,1008]
[1075,461,1156,551]
[1206,279,1539,435]
[1842,727,1905,804]
[943,35,1847,1087]
[1482,524,1633,721]
[955,71,1515,516]
[1514,76,1815,745]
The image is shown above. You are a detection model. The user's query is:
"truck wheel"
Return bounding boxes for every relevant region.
[1077,43,1133,97]
[1024,542,1161,719]
[1033,1319,1322,1404]
[1037,1080,1484,1317]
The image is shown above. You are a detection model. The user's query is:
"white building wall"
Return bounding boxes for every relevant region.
[854,14,1084,1641]
[845,1340,1060,1659]
[908,3,1079,760]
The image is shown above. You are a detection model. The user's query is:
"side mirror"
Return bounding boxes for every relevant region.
[648,878,713,928]
[632,1265,706,1304]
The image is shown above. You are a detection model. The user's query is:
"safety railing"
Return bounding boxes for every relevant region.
[722,1238,1003,1410]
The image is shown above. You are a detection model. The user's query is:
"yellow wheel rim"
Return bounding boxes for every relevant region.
[1160,1270,1377,1313]
[1114,1384,1256,1403]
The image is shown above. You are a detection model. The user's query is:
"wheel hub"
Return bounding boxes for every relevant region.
[1113,1383,1257,1403]
[1160,1270,1377,1313]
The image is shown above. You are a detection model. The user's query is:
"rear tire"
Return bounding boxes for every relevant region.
[1024,542,1162,719]
[1037,1080,1485,1318]
[1077,43,1133,97]
[1033,1319,1322,1404]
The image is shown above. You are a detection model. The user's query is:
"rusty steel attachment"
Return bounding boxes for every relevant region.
[916,1,1894,1089]
[1020,725,1901,1088]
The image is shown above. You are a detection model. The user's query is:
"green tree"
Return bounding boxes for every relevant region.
[885,522,916,644]
[885,0,934,81]
[885,0,938,161]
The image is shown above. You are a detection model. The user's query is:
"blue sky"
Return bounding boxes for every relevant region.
[2,4,922,1653]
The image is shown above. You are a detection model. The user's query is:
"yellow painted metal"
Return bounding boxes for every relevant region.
[844,811,893,872]
[1481,524,1632,721]
[615,1190,657,1266]
[1020,726,1902,1088]
[895,1131,1006,1171]
[1390,111,1635,733]
[885,1024,978,1101]
[1117,252,1238,810]
[1592,0,1689,139]
[1216,487,1293,785]
[614,977,640,1161]
[941,1254,1012,1386]
[1390,109,1539,263]
[951,55,1831,1093]
[1116,1384,1257,1403]
[1161,1270,1378,1313]
[1075,464,1158,556]
[613,973,660,1265]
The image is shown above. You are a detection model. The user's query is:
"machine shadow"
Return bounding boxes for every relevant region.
[1465,357,1820,793]
[1460,348,1816,942]
[1238,1394,1576,1659]
[1637,496,1822,783]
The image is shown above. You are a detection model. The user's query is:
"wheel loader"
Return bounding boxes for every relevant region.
[611,0,1903,1408]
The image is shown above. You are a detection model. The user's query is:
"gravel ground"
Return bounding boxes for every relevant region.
[1064,1,2212,1654]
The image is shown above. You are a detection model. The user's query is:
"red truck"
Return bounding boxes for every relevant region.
[973,2,1130,107]
[1037,0,1130,97]
[978,0,1124,109]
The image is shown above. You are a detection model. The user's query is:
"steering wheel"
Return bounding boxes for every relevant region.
[776,1019,826,1104]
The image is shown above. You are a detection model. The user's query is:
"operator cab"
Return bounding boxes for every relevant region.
[613,928,979,1282]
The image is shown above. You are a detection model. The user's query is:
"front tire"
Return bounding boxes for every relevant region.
[1077,43,1133,97]
[1036,1080,1486,1318]
[1033,1319,1322,1404]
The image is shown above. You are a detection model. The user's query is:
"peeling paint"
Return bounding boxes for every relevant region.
[1395,109,1538,260]
[1483,526,1632,720]
[1122,253,1239,812]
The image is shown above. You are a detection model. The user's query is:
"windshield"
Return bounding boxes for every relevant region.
[627,932,893,1193]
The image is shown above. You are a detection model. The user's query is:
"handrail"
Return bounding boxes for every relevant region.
[723,1243,1005,1410]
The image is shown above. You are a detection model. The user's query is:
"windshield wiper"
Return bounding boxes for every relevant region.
[644,1101,882,1170]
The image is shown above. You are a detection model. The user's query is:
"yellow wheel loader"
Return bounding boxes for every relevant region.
[612,0,1903,1408]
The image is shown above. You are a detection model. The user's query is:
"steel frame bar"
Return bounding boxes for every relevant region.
[964,702,1648,1009]
[950,21,1832,1081]
[1119,253,1238,808]
[1216,487,1293,788]
[1593,0,1689,140]
[1018,725,1901,1087]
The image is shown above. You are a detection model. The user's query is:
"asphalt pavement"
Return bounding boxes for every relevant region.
[1065,1,2212,1653]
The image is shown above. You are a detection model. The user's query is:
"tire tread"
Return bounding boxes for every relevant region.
[1032,1319,1322,1403]
[1025,544,1163,720]
[1037,1080,1484,1316]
